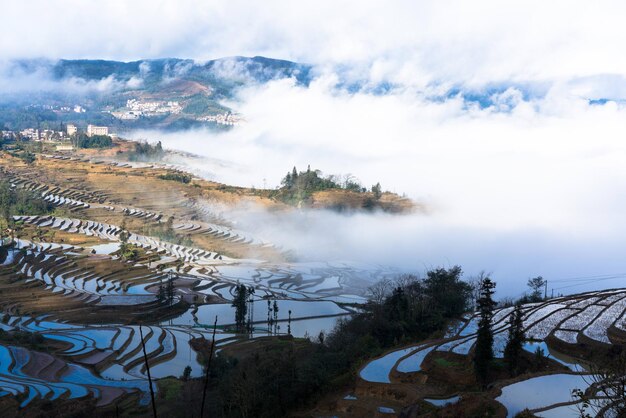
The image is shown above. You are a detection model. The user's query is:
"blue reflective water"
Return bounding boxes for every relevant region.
[396,346,434,373]
[496,374,589,418]
[360,347,417,383]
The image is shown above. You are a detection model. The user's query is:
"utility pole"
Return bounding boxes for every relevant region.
[544,279,548,300]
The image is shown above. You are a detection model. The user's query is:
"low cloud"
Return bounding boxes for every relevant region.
[128,74,626,297]
[0,60,142,96]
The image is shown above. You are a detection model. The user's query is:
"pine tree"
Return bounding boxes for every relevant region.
[273,300,279,334]
[283,172,292,188]
[166,273,175,305]
[474,277,496,386]
[157,280,166,303]
[504,304,526,376]
[267,299,272,334]
[287,310,292,335]
[372,182,382,200]
[232,284,248,333]
[246,286,255,333]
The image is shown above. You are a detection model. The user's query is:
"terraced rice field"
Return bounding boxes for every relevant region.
[356,288,626,416]
[0,153,393,409]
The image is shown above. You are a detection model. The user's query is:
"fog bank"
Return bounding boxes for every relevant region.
[128,77,626,297]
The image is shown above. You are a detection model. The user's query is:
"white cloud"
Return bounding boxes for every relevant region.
[0,61,133,95]
[6,0,626,295]
[3,1,626,89]
[129,76,626,296]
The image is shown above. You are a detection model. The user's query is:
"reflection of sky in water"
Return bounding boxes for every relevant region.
[396,346,433,373]
[424,395,460,407]
[360,347,417,383]
[171,299,350,327]
[523,341,586,371]
[496,374,589,418]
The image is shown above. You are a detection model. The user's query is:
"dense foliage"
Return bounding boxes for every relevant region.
[0,178,54,242]
[158,173,192,183]
[474,277,497,385]
[274,166,384,206]
[70,133,113,149]
[503,304,525,376]
[0,178,54,221]
[128,140,165,161]
[203,267,472,417]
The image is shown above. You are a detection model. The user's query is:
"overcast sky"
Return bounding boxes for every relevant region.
[3,1,626,89]
[6,1,626,295]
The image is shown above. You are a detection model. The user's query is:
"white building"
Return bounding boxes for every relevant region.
[66,124,77,136]
[87,125,109,137]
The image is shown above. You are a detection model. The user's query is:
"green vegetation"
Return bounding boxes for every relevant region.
[434,357,461,368]
[191,267,473,417]
[503,304,526,376]
[141,216,193,247]
[0,178,54,243]
[158,172,192,184]
[474,277,496,385]
[0,105,59,131]
[232,284,254,333]
[128,140,165,161]
[70,133,113,149]
[182,94,230,115]
[273,165,383,205]
[117,222,139,261]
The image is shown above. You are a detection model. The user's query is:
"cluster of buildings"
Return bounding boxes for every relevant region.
[197,112,243,126]
[18,128,68,141]
[1,124,110,143]
[85,124,109,136]
[66,124,109,137]
[27,104,86,113]
[110,99,182,120]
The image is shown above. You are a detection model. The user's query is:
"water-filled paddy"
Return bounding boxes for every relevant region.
[496,373,589,418]
[360,346,418,383]
[396,346,434,373]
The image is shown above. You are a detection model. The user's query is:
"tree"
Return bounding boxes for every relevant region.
[474,277,496,385]
[166,273,175,305]
[468,271,489,311]
[0,216,8,245]
[118,220,138,261]
[527,276,546,301]
[182,365,192,381]
[272,300,279,334]
[368,278,392,307]
[372,182,382,200]
[423,266,471,320]
[232,284,248,333]
[157,280,166,303]
[573,346,626,417]
[503,304,525,376]
[246,286,255,333]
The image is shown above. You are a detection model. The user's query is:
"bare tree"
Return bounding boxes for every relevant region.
[368,278,392,306]
[467,271,489,311]
[573,349,626,417]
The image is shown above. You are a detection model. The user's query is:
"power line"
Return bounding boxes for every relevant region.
[550,272,626,283]
[552,275,626,291]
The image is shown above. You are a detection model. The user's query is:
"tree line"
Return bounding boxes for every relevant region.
[0,178,54,244]
[274,165,383,205]
[70,133,113,149]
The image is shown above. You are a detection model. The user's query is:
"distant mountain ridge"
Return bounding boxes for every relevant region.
[12,56,311,87]
[0,56,312,131]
